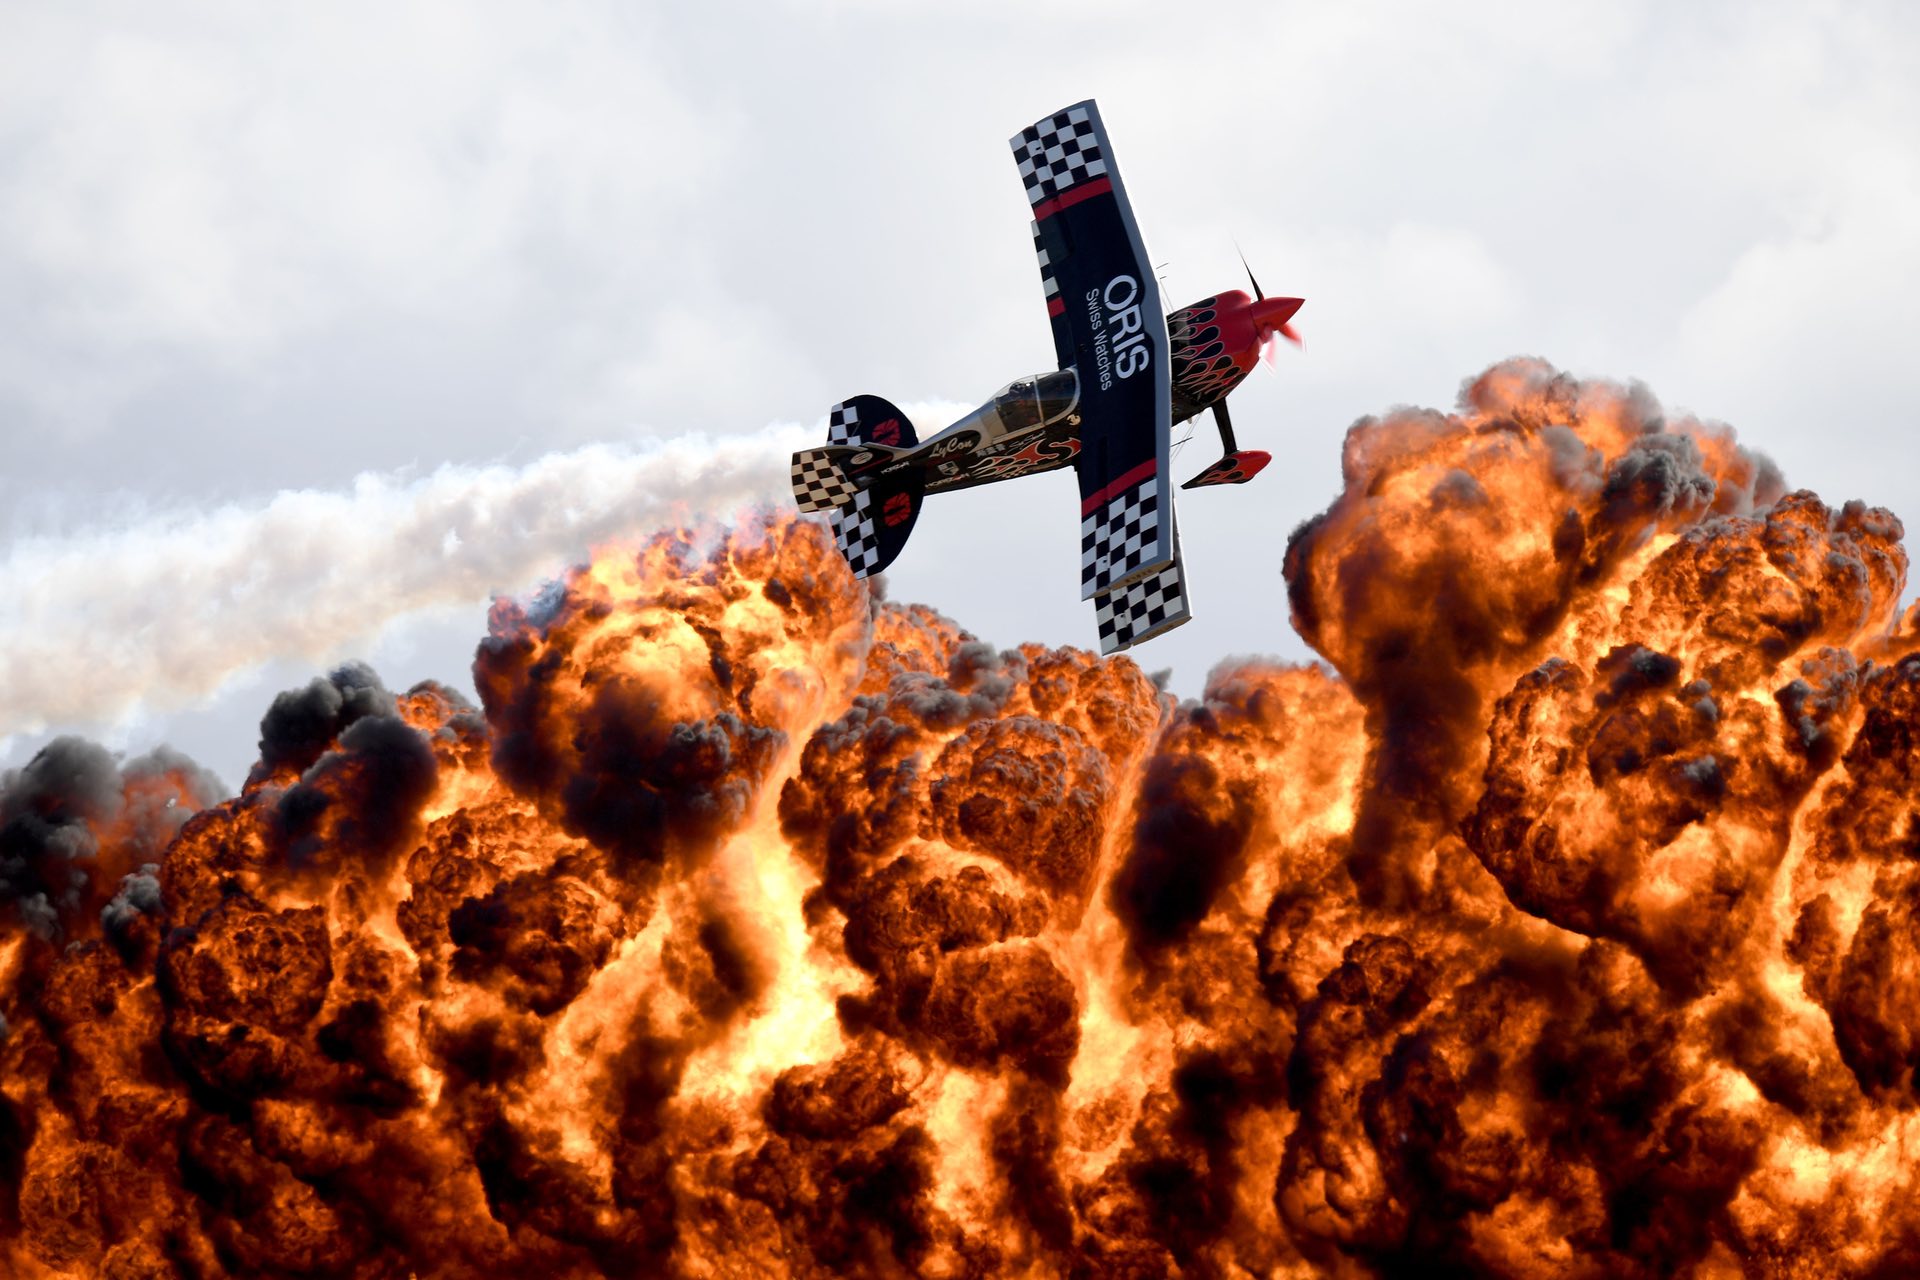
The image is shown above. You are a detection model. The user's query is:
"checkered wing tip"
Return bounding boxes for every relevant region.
[1080,474,1171,599]
[1093,558,1189,655]
[1009,101,1111,209]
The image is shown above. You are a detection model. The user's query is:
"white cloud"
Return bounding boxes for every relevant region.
[0,4,722,416]
[1676,146,1920,384]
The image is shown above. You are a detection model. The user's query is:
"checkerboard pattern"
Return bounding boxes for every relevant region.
[791,449,857,513]
[1081,475,1166,595]
[830,487,882,578]
[1031,221,1059,305]
[1094,558,1188,654]
[827,401,859,446]
[1011,105,1108,208]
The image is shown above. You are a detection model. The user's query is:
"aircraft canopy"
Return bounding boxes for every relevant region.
[991,371,1081,434]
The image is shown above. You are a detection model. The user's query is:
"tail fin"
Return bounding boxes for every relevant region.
[806,393,925,579]
[796,395,926,577]
[793,394,921,513]
[829,395,919,450]
[830,470,924,578]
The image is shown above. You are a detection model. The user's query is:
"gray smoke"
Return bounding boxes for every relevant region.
[1,736,222,937]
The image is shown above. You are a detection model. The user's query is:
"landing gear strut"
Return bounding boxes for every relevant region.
[1212,400,1238,455]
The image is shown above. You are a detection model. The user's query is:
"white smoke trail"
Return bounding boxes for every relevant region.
[1,424,831,736]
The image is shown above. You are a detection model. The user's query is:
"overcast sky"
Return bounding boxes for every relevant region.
[3,0,1917,787]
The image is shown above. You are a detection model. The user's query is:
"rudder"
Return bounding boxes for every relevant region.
[831,470,925,579]
[829,395,919,450]
[798,394,925,577]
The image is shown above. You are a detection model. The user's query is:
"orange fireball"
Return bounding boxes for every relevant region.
[3,359,1917,1278]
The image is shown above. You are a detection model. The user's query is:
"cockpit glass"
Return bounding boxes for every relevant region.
[994,380,1041,432]
[1035,370,1079,424]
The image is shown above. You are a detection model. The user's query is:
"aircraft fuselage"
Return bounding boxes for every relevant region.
[839,287,1303,497]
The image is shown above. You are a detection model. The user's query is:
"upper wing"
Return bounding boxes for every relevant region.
[1028,221,1073,371]
[1010,101,1173,599]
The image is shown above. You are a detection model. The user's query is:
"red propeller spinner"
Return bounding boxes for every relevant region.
[1251,295,1304,365]
[1239,250,1302,366]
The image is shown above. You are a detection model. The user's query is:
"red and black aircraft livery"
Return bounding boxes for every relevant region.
[791,99,1302,654]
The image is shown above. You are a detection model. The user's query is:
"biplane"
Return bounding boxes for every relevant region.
[791,99,1301,654]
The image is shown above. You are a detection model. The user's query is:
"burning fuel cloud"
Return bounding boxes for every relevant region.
[4,357,1919,1277]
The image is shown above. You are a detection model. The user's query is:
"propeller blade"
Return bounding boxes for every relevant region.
[1236,245,1263,301]
[1260,323,1302,367]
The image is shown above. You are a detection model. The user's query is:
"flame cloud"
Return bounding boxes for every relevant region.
[4,357,1919,1277]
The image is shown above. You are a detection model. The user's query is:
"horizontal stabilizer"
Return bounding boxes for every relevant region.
[791,448,858,513]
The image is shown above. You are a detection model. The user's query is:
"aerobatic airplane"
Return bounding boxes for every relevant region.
[791,99,1302,654]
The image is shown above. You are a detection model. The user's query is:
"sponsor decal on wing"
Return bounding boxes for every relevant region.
[1084,274,1151,393]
